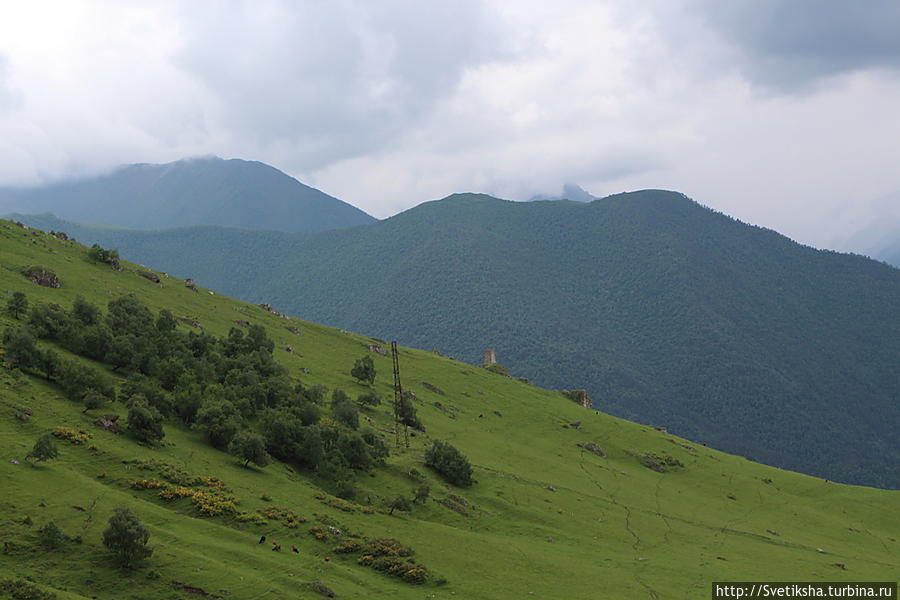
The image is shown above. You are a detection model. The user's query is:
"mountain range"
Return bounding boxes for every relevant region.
[0,157,375,233]
[12,188,900,489]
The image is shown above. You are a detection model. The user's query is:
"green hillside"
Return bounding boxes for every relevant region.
[0,157,375,233]
[1,220,897,599]
[16,191,900,489]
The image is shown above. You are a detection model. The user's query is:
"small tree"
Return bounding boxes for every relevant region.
[82,388,105,413]
[102,507,152,568]
[228,430,270,468]
[413,484,430,504]
[387,494,412,515]
[350,355,376,385]
[127,397,165,444]
[424,440,473,487]
[332,398,359,430]
[357,390,381,407]
[6,291,28,319]
[38,521,66,550]
[26,434,59,467]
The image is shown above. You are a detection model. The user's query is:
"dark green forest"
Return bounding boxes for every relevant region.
[11,190,900,488]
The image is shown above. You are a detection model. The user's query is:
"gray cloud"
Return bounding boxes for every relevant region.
[173,1,517,168]
[691,0,900,89]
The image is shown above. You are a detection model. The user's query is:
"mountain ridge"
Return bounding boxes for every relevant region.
[9,190,900,489]
[0,156,375,233]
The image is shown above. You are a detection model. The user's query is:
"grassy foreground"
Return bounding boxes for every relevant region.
[0,220,896,599]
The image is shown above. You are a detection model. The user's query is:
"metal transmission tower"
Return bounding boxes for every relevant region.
[391,341,408,448]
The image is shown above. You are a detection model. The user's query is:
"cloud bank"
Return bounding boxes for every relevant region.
[0,0,898,250]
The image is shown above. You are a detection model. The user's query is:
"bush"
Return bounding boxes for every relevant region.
[0,578,57,600]
[6,291,28,320]
[357,390,381,406]
[127,397,165,444]
[102,507,152,568]
[424,440,474,487]
[351,355,376,385]
[38,521,65,550]
[26,434,59,466]
[228,430,270,468]
[332,398,359,430]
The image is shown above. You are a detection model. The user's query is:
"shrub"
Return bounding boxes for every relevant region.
[38,521,66,550]
[332,398,359,430]
[102,507,152,568]
[6,291,28,320]
[356,390,381,406]
[26,434,59,466]
[228,430,270,468]
[425,440,473,487]
[0,578,57,600]
[351,355,376,385]
[127,397,165,444]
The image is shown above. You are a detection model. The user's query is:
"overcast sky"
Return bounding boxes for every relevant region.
[1,0,899,251]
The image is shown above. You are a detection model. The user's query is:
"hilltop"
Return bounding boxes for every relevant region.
[17,190,900,489]
[0,157,375,233]
[0,219,896,599]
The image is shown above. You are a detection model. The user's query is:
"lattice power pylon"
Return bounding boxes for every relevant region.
[391,341,409,448]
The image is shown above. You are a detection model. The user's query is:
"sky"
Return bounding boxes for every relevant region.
[1,0,899,251]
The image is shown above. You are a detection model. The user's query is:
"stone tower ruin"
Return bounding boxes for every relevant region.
[483,349,497,365]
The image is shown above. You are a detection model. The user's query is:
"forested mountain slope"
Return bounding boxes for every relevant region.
[10,191,900,489]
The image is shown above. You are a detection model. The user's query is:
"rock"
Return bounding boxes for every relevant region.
[234,320,250,328]
[367,344,387,356]
[23,266,60,288]
[578,442,606,457]
[570,421,582,429]
[284,345,294,353]
[287,326,302,335]
[562,389,593,408]
[139,270,161,283]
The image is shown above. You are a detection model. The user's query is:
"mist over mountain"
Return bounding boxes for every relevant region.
[15,190,900,489]
[528,183,595,203]
[0,157,375,233]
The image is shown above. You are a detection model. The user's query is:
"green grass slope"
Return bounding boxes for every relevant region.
[0,220,897,599]
[18,191,900,488]
[0,157,375,233]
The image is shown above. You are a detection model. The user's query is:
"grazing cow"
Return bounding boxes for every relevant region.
[259,535,266,544]
[272,542,281,552]
[291,545,299,554]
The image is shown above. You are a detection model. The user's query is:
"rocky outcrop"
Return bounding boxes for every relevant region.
[23,266,60,288]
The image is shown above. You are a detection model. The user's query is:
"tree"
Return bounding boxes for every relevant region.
[195,398,242,448]
[351,355,376,385]
[332,398,359,430]
[424,440,473,487]
[82,388,105,413]
[357,390,381,406]
[413,484,430,504]
[387,494,412,515]
[38,521,66,550]
[2,326,40,370]
[102,507,152,568]
[26,434,59,467]
[397,391,422,430]
[71,296,101,326]
[228,430,270,468]
[127,396,165,444]
[6,291,28,320]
